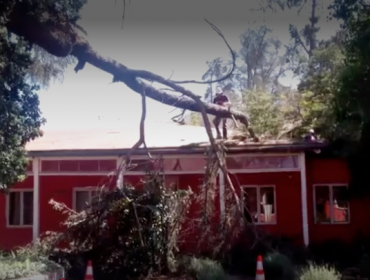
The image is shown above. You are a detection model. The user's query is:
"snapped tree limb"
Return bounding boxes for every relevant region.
[6,6,257,140]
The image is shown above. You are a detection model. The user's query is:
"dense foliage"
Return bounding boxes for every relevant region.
[328,0,370,191]
[0,26,44,190]
[0,0,88,190]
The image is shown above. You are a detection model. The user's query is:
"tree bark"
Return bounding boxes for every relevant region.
[6,5,254,133]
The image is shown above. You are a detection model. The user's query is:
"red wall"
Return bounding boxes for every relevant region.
[0,177,34,250]
[39,175,115,234]
[306,157,370,244]
[3,156,370,251]
[230,172,303,243]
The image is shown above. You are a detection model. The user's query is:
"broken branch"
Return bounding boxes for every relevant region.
[170,19,237,85]
[6,10,256,138]
[125,83,152,164]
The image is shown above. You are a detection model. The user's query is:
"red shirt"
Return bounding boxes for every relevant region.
[213,94,229,106]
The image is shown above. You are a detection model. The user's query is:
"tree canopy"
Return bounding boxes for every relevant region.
[0,8,45,190]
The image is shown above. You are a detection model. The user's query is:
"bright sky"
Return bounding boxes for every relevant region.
[38,0,340,129]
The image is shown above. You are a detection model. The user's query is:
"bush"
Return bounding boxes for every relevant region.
[221,230,311,277]
[0,243,61,280]
[178,257,226,280]
[263,252,296,280]
[298,263,341,280]
[47,171,194,280]
[308,239,359,269]
[357,253,370,278]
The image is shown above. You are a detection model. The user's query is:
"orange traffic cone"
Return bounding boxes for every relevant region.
[255,255,265,280]
[85,260,94,280]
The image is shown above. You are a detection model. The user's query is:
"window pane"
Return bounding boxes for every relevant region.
[244,188,258,223]
[226,156,298,169]
[98,160,116,171]
[162,158,206,172]
[41,160,59,172]
[23,192,33,225]
[9,192,21,225]
[260,187,275,223]
[127,159,155,172]
[75,191,90,212]
[315,186,331,223]
[333,186,349,222]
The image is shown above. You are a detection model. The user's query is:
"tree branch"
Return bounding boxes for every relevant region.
[170,19,237,85]
[290,25,310,56]
[6,9,259,140]
[126,85,151,160]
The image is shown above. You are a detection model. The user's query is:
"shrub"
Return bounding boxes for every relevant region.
[308,239,357,269]
[263,252,296,280]
[0,244,61,280]
[298,263,341,280]
[178,257,226,280]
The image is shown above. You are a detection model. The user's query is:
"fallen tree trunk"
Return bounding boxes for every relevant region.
[6,4,256,138]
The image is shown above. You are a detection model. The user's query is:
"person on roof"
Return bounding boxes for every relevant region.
[212,87,231,139]
[304,129,317,142]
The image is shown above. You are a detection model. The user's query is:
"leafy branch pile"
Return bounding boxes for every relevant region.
[39,153,260,279]
[46,170,192,278]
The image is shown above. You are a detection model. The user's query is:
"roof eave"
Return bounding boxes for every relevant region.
[26,142,328,157]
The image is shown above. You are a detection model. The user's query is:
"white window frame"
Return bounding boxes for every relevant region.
[242,185,277,225]
[39,157,118,176]
[73,187,105,211]
[124,155,207,175]
[313,184,350,225]
[6,189,33,228]
[226,153,301,173]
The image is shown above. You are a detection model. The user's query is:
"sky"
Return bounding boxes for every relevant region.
[38,0,340,129]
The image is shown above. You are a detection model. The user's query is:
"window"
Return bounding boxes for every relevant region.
[74,188,101,212]
[41,160,116,172]
[243,186,276,224]
[226,155,299,170]
[314,185,350,224]
[162,158,206,172]
[124,158,206,173]
[126,159,155,172]
[8,191,33,226]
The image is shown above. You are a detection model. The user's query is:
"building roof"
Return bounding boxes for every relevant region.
[26,122,327,157]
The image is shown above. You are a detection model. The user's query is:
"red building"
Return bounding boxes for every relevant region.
[1,123,370,250]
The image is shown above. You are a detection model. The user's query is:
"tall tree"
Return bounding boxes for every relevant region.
[257,0,325,78]
[0,26,45,190]
[295,30,359,140]
[191,26,289,130]
[202,26,288,94]
[329,0,370,192]
[239,26,287,92]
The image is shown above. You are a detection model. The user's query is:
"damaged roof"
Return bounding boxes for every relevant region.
[26,122,327,157]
